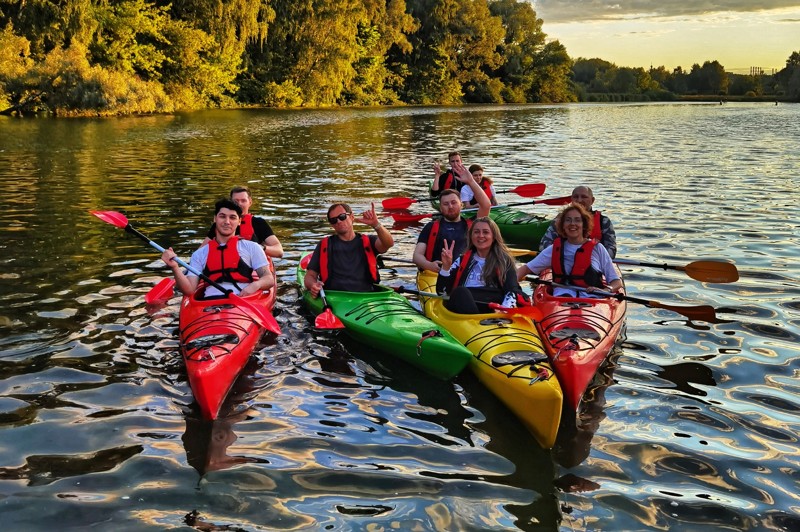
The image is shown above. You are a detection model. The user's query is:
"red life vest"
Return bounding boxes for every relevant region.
[551,237,603,288]
[238,213,255,241]
[202,236,254,285]
[451,249,502,288]
[479,179,494,202]
[440,170,456,191]
[318,234,379,284]
[424,217,471,262]
[591,211,602,241]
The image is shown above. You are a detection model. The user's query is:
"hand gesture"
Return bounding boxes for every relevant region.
[355,202,380,229]
[432,160,442,177]
[440,239,455,271]
[451,160,474,184]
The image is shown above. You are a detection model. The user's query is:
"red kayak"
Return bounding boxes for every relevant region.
[533,268,627,412]
[178,261,276,420]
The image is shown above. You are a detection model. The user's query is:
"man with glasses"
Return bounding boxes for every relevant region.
[538,185,617,258]
[303,202,394,297]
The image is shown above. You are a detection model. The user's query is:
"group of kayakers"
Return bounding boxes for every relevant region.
[159,154,621,314]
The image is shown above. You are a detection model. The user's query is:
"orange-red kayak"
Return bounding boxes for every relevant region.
[533,268,627,412]
[178,261,276,419]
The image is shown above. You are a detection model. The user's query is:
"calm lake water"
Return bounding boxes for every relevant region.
[0,103,798,531]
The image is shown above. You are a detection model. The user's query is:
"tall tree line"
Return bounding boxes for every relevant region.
[0,0,575,115]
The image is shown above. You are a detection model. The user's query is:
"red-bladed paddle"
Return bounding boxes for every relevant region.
[390,197,569,222]
[528,277,720,322]
[90,210,281,335]
[613,258,739,283]
[315,287,345,329]
[144,277,176,304]
[393,286,538,318]
[382,183,548,210]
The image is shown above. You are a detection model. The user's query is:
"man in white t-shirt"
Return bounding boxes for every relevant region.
[161,199,275,298]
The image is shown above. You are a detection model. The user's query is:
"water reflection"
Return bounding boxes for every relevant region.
[1,103,799,529]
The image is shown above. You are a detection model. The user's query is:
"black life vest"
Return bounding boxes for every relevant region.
[318,234,379,284]
[551,237,603,288]
[202,236,254,285]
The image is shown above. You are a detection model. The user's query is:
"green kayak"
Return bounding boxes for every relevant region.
[297,254,472,380]
[462,206,551,251]
[429,190,551,250]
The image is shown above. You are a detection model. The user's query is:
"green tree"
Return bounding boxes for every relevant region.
[529,40,574,102]
[400,0,504,104]
[687,60,728,95]
[489,0,545,102]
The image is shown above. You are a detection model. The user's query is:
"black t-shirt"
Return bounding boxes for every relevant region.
[207,215,275,244]
[307,234,380,292]
[416,217,470,262]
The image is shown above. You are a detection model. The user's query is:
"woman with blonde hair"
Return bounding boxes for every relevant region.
[436,217,525,313]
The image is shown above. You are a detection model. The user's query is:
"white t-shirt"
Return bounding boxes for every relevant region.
[461,183,496,204]
[188,239,269,296]
[526,240,618,297]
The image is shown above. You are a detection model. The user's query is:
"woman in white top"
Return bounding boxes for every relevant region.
[460,164,498,206]
[517,203,623,298]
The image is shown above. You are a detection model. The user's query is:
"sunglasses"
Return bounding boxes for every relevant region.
[328,212,349,224]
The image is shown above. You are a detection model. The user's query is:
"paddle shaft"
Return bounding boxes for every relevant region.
[531,278,718,321]
[613,258,739,283]
[123,224,232,296]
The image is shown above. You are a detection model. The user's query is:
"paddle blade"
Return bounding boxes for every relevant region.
[538,195,572,206]
[315,308,345,329]
[651,302,718,322]
[508,247,537,258]
[90,210,129,228]
[391,212,432,222]
[382,197,416,210]
[229,293,281,335]
[684,261,739,283]
[144,277,175,304]
[510,183,546,197]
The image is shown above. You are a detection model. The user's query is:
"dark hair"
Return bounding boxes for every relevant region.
[230,185,251,198]
[556,202,593,239]
[448,151,461,158]
[215,198,242,216]
[439,188,460,202]
[327,203,352,218]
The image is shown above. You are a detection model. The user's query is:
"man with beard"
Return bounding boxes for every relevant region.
[413,161,491,273]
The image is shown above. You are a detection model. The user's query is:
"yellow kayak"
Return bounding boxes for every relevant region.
[416,271,563,449]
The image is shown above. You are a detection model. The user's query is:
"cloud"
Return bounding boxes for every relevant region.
[531,1,800,23]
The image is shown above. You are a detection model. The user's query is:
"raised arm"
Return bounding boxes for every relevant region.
[453,161,490,218]
[356,203,393,254]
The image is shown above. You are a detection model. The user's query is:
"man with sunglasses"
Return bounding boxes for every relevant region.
[303,202,394,297]
[413,160,491,273]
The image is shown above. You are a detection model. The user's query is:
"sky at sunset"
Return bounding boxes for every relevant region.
[532,1,800,74]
